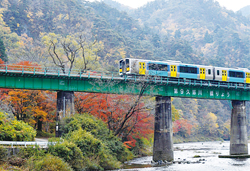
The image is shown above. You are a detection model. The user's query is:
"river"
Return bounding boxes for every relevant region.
[120,141,250,171]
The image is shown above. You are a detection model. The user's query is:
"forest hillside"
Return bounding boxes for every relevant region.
[239,5,250,17]
[0,0,249,146]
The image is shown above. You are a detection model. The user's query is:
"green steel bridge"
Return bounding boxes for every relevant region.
[0,64,250,100]
[1,64,249,160]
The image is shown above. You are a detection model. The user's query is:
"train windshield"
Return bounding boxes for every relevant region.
[119,60,124,69]
[125,59,130,72]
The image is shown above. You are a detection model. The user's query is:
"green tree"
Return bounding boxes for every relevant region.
[0,37,7,61]
[204,31,213,43]
[42,32,103,73]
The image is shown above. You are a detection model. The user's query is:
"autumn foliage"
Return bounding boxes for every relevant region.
[4,90,56,131]
[173,119,193,137]
[74,93,154,142]
[0,58,4,64]
[0,61,56,132]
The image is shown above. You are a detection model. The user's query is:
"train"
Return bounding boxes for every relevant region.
[119,58,250,84]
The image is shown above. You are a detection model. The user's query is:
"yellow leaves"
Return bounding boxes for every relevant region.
[105,47,126,64]
[26,11,33,19]
[172,104,180,121]
[208,112,218,125]
[65,14,69,20]
[205,112,219,134]
[36,10,44,18]
[57,14,64,21]
[32,106,48,120]
[224,119,230,131]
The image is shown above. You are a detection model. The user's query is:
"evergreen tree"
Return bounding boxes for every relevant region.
[0,38,7,62]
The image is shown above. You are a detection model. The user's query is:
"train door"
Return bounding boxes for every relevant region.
[222,70,227,81]
[200,68,205,80]
[246,73,250,83]
[139,62,146,75]
[170,65,177,77]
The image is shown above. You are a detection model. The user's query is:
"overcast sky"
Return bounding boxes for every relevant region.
[89,0,250,12]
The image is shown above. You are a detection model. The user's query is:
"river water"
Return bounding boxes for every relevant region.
[120,141,250,171]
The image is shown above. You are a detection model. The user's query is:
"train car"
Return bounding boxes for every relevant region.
[119,58,250,84]
[213,67,249,83]
[119,58,151,76]
[147,60,181,77]
[177,64,213,80]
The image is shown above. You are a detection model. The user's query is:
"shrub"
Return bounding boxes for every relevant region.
[61,114,109,139]
[48,140,85,170]
[130,135,153,157]
[65,128,121,170]
[65,128,103,157]
[0,112,36,141]
[17,146,46,159]
[0,146,7,164]
[8,156,25,167]
[61,114,133,162]
[36,130,54,138]
[25,154,73,171]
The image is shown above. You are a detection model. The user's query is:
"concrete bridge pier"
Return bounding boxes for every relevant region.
[153,96,173,162]
[56,91,75,137]
[230,100,248,155]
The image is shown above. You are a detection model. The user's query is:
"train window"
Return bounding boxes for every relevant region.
[148,63,158,70]
[217,70,220,75]
[179,66,197,74]
[208,69,211,75]
[229,71,244,78]
[126,59,129,68]
[119,60,124,69]
[148,63,168,71]
[125,59,130,72]
[158,64,168,71]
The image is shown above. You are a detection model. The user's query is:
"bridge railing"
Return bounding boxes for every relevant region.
[0,64,120,78]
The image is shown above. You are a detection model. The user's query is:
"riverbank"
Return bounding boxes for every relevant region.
[121,141,250,171]
[173,135,225,144]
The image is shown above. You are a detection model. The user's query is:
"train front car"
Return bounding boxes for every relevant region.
[119,58,151,77]
[119,58,134,76]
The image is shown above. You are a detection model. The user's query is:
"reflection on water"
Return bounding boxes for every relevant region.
[119,141,250,171]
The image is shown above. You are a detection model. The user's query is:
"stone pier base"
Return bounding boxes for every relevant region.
[230,100,248,155]
[153,96,173,162]
[56,91,75,137]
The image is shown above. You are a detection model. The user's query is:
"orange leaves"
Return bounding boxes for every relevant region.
[173,119,193,135]
[75,93,154,141]
[8,61,41,71]
[123,140,136,149]
[3,89,56,130]
[0,58,4,64]
[0,61,56,131]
